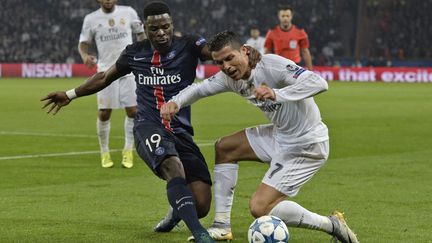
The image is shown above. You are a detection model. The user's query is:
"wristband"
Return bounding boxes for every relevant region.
[65,89,77,100]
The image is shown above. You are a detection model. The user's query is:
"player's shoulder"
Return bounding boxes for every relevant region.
[173,35,207,51]
[259,54,295,70]
[116,5,137,13]
[179,34,206,44]
[84,8,103,20]
[292,25,307,34]
[123,40,150,53]
[266,25,279,35]
[262,54,292,63]
[116,5,132,10]
[269,25,279,32]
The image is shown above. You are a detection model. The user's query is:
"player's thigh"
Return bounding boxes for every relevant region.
[175,133,212,186]
[97,81,120,109]
[249,183,286,218]
[262,140,329,197]
[242,124,277,163]
[215,129,261,163]
[133,122,179,179]
[119,75,137,108]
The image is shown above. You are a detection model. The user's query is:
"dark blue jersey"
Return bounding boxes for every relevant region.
[116,35,207,135]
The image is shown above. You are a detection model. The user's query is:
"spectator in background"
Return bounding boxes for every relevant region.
[2,0,430,64]
[78,0,145,168]
[264,5,313,70]
[246,26,265,54]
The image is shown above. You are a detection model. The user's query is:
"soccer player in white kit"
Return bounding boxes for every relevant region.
[78,0,145,168]
[161,31,359,243]
[246,27,265,54]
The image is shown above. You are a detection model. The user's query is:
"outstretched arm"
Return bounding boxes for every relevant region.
[160,72,230,121]
[254,57,327,102]
[41,65,124,115]
[274,71,328,102]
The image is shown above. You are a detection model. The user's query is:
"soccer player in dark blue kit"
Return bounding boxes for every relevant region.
[41,2,217,242]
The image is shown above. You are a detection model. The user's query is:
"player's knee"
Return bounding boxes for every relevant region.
[214,138,233,163]
[196,201,210,218]
[249,197,271,218]
[249,203,268,218]
[98,109,111,121]
[125,107,137,118]
[159,156,185,180]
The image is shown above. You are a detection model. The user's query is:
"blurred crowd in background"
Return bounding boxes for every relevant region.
[1,0,430,66]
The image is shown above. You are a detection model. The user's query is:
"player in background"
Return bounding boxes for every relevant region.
[79,0,145,168]
[264,5,313,70]
[42,2,259,242]
[160,31,359,243]
[246,26,265,54]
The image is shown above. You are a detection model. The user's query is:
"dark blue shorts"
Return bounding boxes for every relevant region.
[134,122,212,185]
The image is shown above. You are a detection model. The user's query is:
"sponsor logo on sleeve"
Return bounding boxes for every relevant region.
[286,64,300,72]
[195,37,206,46]
[286,64,306,78]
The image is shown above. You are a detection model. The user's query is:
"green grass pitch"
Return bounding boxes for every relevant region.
[0,78,431,242]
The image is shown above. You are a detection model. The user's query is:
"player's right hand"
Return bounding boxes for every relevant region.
[40,92,71,115]
[160,102,179,122]
[84,55,97,68]
[254,84,276,101]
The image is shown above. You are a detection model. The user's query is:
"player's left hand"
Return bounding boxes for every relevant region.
[244,45,262,69]
[40,92,71,115]
[254,84,276,101]
[160,102,179,122]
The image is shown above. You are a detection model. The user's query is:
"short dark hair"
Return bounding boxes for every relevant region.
[250,26,260,31]
[208,30,242,52]
[279,5,294,13]
[143,1,171,19]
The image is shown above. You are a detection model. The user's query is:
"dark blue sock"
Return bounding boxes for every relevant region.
[166,177,205,234]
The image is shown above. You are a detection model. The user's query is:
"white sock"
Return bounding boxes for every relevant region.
[124,117,134,150]
[96,118,110,153]
[213,163,239,225]
[270,201,333,233]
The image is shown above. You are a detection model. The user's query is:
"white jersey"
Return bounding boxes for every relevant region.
[79,5,144,72]
[171,54,329,146]
[246,36,266,54]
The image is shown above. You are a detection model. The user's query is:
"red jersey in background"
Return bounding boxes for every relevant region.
[264,25,309,64]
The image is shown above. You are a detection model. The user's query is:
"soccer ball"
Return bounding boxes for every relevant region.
[247,215,289,243]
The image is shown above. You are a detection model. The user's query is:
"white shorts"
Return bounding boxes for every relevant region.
[97,75,137,109]
[245,124,329,197]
